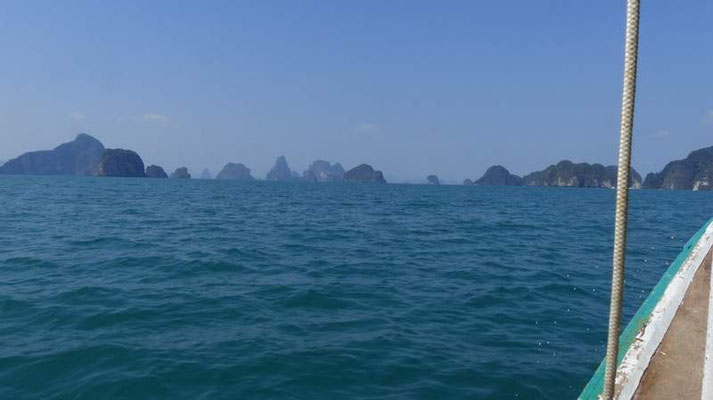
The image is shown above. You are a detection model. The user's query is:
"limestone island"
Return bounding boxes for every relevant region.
[302,160,345,182]
[97,149,146,177]
[171,167,191,179]
[643,146,713,190]
[266,155,299,181]
[0,133,156,178]
[467,162,642,188]
[475,165,523,186]
[343,164,386,183]
[145,165,168,178]
[216,163,255,181]
[0,133,105,176]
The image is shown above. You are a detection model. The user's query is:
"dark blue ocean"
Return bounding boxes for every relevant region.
[1,176,712,399]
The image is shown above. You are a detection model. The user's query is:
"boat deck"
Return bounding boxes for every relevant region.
[579,219,713,400]
[633,250,711,399]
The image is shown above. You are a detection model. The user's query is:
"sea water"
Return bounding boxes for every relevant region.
[1,176,712,399]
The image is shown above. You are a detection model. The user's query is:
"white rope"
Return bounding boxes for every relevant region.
[603,0,641,398]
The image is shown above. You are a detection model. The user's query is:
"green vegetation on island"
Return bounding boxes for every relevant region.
[468,162,642,188]
[2,133,712,190]
[0,133,104,176]
[171,167,191,179]
[642,146,713,190]
[145,165,168,178]
[216,163,255,181]
[343,164,386,184]
[97,149,146,177]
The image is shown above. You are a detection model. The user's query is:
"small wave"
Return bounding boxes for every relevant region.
[283,288,356,310]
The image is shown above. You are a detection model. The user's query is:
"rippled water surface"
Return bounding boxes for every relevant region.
[1,176,712,399]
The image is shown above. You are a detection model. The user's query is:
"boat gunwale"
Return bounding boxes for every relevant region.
[579,218,713,399]
[702,253,713,400]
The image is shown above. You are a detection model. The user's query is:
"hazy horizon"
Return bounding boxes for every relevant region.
[1,1,711,183]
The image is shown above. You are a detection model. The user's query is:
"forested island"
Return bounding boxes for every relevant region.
[1,133,712,190]
[0,134,386,183]
[464,146,712,191]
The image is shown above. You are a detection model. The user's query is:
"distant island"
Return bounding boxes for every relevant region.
[170,167,191,179]
[303,160,345,182]
[146,165,168,178]
[343,164,386,184]
[466,162,643,189]
[463,147,713,191]
[1,133,712,190]
[216,163,255,181]
[426,175,440,185]
[642,146,713,190]
[0,133,105,176]
[265,156,351,183]
[266,155,300,181]
[97,149,146,177]
[473,166,523,186]
[0,134,387,184]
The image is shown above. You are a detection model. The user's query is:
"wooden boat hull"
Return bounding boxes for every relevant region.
[579,219,713,399]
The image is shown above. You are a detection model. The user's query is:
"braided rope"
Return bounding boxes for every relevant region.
[602,0,641,398]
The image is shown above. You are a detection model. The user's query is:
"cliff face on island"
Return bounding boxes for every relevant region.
[266,156,298,181]
[343,164,386,183]
[216,163,255,181]
[302,160,345,182]
[467,162,642,188]
[171,167,191,179]
[475,166,522,186]
[145,165,168,178]
[522,161,642,188]
[0,133,105,176]
[642,146,713,190]
[97,149,146,177]
[4,133,709,192]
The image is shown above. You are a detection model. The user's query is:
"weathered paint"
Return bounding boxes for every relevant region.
[615,225,712,398]
[578,218,713,400]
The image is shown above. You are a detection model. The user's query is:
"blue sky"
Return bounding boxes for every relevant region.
[0,1,711,182]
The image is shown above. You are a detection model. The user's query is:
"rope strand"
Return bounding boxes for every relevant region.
[602,0,641,398]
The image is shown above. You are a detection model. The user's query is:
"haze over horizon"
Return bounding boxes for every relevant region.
[0,1,711,183]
